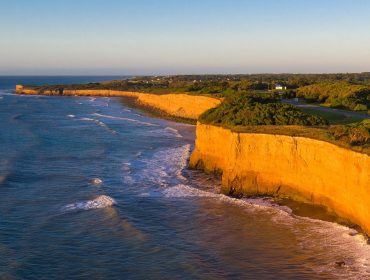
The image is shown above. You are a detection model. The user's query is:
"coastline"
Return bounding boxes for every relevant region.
[15,84,370,236]
[14,86,221,121]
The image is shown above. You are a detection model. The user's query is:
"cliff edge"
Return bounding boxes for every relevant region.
[15,85,220,120]
[189,123,370,235]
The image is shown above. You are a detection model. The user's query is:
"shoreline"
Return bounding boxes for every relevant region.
[15,85,370,237]
[15,86,222,120]
[118,95,368,237]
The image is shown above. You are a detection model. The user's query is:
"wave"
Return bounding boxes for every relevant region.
[0,90,14,96]
[92,113,158,127]
[91,178,103,185]
[124,144,191,187]
[163,184,219,198]
[164,127,182,138]
[163,184,291,214]
[62,195,116,212]
[80,117,117,134]
[67,114,75,118]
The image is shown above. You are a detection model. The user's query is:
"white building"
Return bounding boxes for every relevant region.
[275,84,287,90]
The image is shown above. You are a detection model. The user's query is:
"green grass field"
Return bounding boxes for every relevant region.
[299,107,363,125]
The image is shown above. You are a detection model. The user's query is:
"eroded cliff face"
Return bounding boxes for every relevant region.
[189,123,370,234]
[15,86,220,120]
[136,94,220,119]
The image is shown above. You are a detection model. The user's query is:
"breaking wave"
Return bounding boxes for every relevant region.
[164,127,182,138]
[80,117,116,134]
[62,195,116,212]
[124,144,191,187]
[92,113,157,127]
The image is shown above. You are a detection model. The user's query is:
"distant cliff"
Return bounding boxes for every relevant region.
[189,123,370,235]
[15,85,221,120]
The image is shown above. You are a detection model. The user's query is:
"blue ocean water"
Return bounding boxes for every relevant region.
[0,77,369,279]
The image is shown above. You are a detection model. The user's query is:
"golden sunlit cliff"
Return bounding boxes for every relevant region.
[189,123,370,235]
[15,85,220,120]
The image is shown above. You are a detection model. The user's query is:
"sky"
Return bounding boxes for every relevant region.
[1,0,370,75]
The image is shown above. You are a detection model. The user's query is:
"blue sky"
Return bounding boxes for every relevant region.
[1,0,370,75]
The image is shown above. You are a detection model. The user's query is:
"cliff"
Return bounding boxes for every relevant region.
[189,123,370,235]
[15,85,220,120]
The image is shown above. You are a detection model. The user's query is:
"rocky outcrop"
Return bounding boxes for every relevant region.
[15,86,220,120]
[189,123,370,234]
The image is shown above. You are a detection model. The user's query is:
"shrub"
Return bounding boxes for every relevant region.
[353,104,367,111]
[296,81,370,111]
[328,121,370,146]
[199,93,328,126]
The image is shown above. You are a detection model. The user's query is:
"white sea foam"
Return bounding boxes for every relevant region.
[142,127,184,139]
[91,178,103,185]
[162,184,291,215]
[80,117,117,134]
[123,144,191,187]
[92,113,158,126]
[62,195,116,211]
[163,184,219,198]
[164,127,182,138]
[143,144,190,185]
[67,114,75,118]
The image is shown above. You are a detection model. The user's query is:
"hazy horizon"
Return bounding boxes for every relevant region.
[1,0,370,75]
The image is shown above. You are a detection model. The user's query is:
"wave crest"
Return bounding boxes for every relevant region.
[92,113,157,127]
[62,195,116,212]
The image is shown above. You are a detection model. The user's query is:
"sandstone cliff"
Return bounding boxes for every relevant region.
[189,123,370,235]
[15,86,220,120]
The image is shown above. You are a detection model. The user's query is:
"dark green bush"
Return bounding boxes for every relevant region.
[199,93,328,126]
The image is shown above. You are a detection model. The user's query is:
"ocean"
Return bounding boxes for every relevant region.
[0,76,369,279]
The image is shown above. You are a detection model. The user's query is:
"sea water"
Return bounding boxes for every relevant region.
[0,77,369,279]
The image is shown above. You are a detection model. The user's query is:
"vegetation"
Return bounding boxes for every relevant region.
[27,74,370,113]
[199,93,328,126]
[298,107,363,125]
[327,120,370,146]
[198,93,369,151]
[296,81,370,111]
